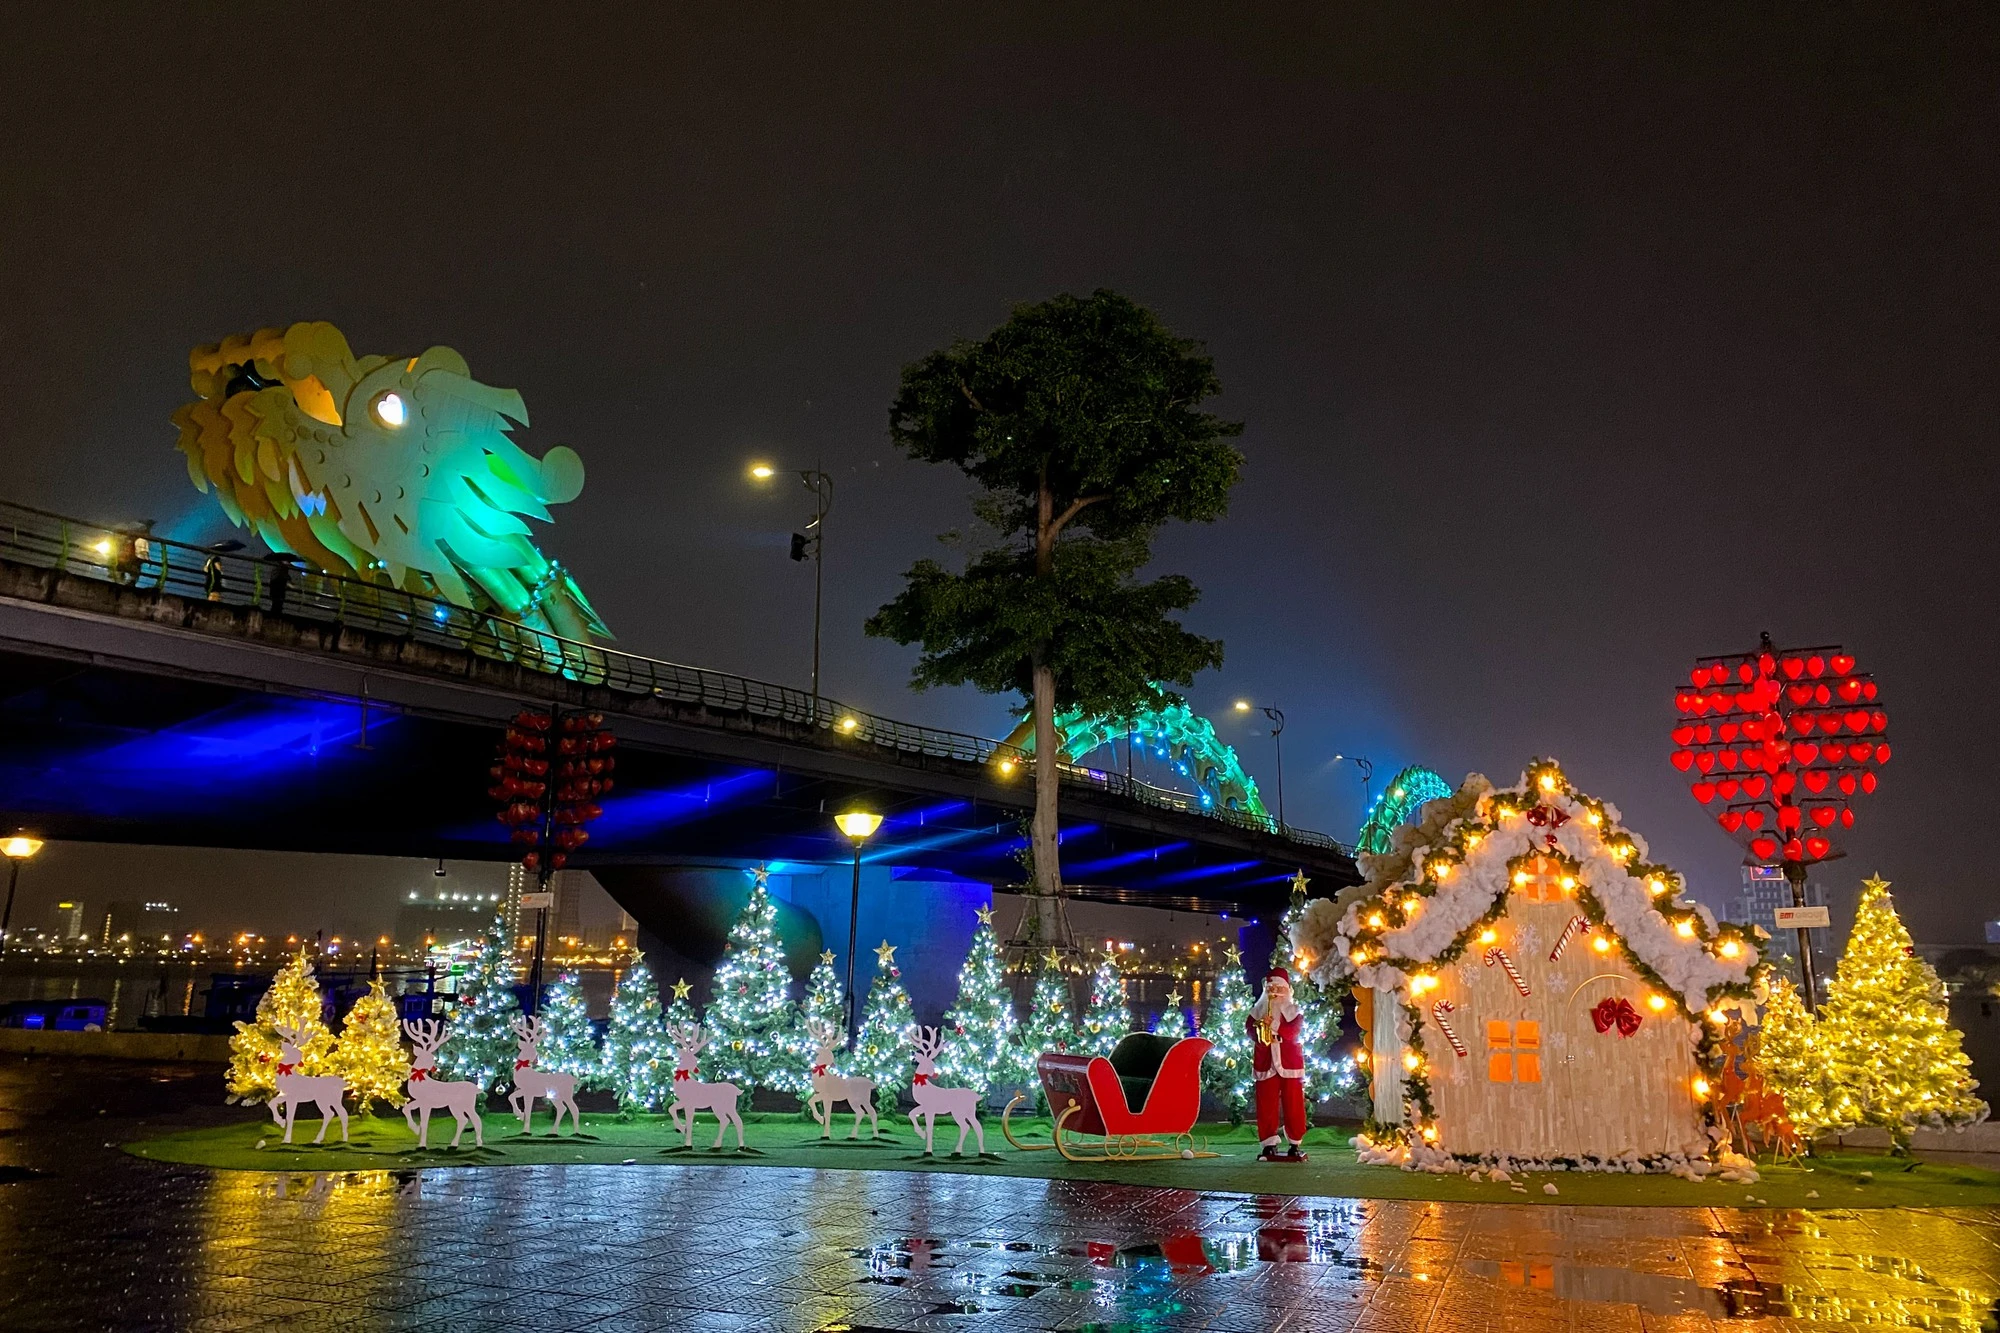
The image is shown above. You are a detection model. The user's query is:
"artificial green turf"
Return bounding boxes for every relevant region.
[126,1108,2000,1209]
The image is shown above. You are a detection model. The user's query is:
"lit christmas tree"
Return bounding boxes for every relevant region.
[438,918,523,1095]
[1749,975,1829,1145]
[938,905,1020,1090]
[1815,875,1986,1152]
[852,940,916,1093]
[1153,987,1190,1037]
[226,950,335,1102]
[1080,954,1132,1056]
[1201,943,1256,1121]
[333,977,409,1112]
[601,955,673,1111]
[536,971,602,1090]
[1016,950,1079,1109]
[706,868,804,1095]
[800,950,848,1075]
[1269,873,1357,1102]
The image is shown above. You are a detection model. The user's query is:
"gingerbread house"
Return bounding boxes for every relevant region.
[1294,761,1764,1167]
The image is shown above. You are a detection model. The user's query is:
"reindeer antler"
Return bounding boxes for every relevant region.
[910,1025,943,1060]
[403,1018,444,1051]
[804,1016,837,1046]
[272,1022,301,1043]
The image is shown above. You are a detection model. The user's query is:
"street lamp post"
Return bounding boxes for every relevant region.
[0,835,45,985]
[833,809,883,1048]
[1233,701,1288,831]
[1331,753,1375,823]
[750,463,834,712]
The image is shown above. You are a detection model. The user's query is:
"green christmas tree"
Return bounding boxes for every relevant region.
[938,904,1020,1090]
[1016,951,1079,1109]
[1080,954,1132,1056]
[706,868,804,1095]
[1201,943,1256,1121]
[438,919,521,1095]
[333,977,409,1112]
[1815,875,1986,1152]
[536,971,602,1090]
[852,940,916,1094]
[226,951,336,1102]
[601,956,673,1111]
[1750,975,1829,1147]
[799,949,849,1077]
[1269,875,1357,1102]
[1153,987,1190,1038]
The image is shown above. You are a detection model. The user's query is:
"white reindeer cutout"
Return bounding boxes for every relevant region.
[402,1019,485,1148]
[908,1026,985,1156]
[803,1016,879,1139]
[664,1021,745,1150]
[507,1016,581,1135]
[267,1023,350,1144]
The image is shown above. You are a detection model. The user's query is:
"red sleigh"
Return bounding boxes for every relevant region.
[1009,1034,1217,1161]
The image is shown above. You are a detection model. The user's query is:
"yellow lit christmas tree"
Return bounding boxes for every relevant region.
[226,951,336,1102]
[1748,976,1829,1147]
[1816,876,1986,1152]
[334,977,410,1112]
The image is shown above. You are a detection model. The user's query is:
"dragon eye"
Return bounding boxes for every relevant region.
[372,391,407,428]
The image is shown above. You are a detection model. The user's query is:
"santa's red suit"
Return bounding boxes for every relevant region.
[1248,968,1307,1156]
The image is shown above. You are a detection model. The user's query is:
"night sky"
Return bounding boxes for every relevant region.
[2,7,1995,943]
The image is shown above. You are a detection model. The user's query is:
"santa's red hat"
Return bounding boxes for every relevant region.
[1265,967,1292,984]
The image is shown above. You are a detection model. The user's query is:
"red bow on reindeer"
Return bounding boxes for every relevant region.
[673,1068,691,1081]
[514,1058,532,1070]
[912,1072,929,1085]
[274,1063,296,1076]
[1591,997,1643,1037]
[408,1067,428,1081]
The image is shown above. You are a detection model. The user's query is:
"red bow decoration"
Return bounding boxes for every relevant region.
[811,1063,828,1077]
[913,1072,930,1085]
[1526,804,1569,848]
[514,1059,532,1070]
[409,1067,429,1081]
[275,1063,296,1076]
[1591,997,1642,1037]
[673,1068,691,1081]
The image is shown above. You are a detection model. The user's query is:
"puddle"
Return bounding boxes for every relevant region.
[0,1164,49,1184]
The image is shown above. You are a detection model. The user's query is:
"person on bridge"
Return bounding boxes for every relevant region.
[265,557,293,618]
[203,553,224,602]
[1248,966,1308,1162]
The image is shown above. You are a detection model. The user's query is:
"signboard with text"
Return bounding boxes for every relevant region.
[519,891,555,911]
[1774,905,1831,929]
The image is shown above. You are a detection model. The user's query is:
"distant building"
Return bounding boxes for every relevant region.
[1733,865,1831,987]
[395,888,505,950]
[1986,921,2000,946]
[504,862,527,951]
[45,900,84,941]
[100,900,179,950]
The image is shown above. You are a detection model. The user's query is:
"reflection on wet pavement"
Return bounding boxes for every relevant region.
[1,1064,1998,1330]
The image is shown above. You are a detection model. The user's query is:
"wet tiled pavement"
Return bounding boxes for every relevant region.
[3,1060,1998,1331]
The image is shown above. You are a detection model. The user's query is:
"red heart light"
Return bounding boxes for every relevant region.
[1770,772,1793,796]
[1805,835,1831,860]
[1807,655,1825,677]
[1792,743,1818,765]
[1720,722,1740,742]
[1838,774,1858,796]
[1671,750,1695,771]
[1863,680,1878,700]
[1840,808,1855,826]
[1782,657,1804,679]
[1871,711,1888,732]
[1814,684,1832,705]
[1741,775,1767,798]
[1692,781,1717,803]
[1676,691,1694,713]
[1802,770,1829,793]
[1849,743,1872,763]
[1719,750,1740,771]
[1710,692,1732,713]
[1742,719,1764,742]
[1792,713,1815,736]
[1777,806,1802,830]
[1861,772,1877,793]
[1783,836,1805,860]
[1750,835,1779,860]
[1695,752,1717,773]
[1875,744,1891,764]
[1742,809,1765,829]
[1691,666,1711,687]
[1737,663,1754,683]
[1787,684,1813,705]
[1691,694,1711,715]
[1735,691,1758,711]
[1821,742,1845,763]
[1695,725,1714,743]
[1759,651,1776,676]
[1763,742,1788,770]
[1830,654,1855,675]
[1810,806,1836,828]
[1718,779,1741,798]
[1838,679,1862,702]
[1672,725,1695,746]
[1720,811,1744,833]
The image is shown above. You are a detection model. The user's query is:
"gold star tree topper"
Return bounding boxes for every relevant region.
[819,949,837,966]
[975,904,994,926]
[874,940,898,968]
[671,977,693,1001]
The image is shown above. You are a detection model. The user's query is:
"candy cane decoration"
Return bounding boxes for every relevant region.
[1431,1000,1467,1057]
[1485,947,1531,996]
[1548,916,1591,962]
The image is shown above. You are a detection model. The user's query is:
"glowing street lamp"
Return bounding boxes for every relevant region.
[0,834,44,982]
[1233,700,1288,830]
[749,461,834,711]
[835,809,884,1046]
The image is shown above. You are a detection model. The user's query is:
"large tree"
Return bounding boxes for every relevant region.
[867,290,1242,901]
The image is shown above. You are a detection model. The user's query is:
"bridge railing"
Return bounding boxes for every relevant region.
[0,498,1348,854]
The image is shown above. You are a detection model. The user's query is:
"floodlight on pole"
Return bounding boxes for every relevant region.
[835,809,883,1047]
[0,834,43,983]
[1234,702,1288,830]
[748,460,834,710]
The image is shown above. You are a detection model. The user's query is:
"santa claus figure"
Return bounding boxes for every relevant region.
[1247,966,1308,1161]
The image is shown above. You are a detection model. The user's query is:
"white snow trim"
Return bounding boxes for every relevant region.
[1295,775,1756,1011]
[1350,1133,1728,1177]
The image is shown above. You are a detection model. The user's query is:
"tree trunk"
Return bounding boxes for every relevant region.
[1030,655,1063,899]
